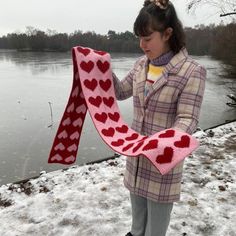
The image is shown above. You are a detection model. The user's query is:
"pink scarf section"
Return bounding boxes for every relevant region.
[48,46,199,175]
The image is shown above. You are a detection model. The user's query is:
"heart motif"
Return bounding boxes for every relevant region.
[65,155,76,163]
[67,102,75,113]
[174,135,190,148]
[99,79,112,92]
[72,86,79,97]
[103,97,114,108]
[108,112,120,122]
[80,91,85,99]
[101,127,115,137]
[51,154,63,161]
[84,79,98,91]
[159,129,175,138]
[58,130,68,139]
[67,144,77,152]
[94,50,107,56]
[80,61,94,73]
[122,143,135,152]
[142,139,158,151]
[77,47,90,56]
[74,71,79,80]
[54,143,65,151]
[111,139,124,147]
[125,133,139,141]
[62,117,71,126]
[94,112,108,123]
[97,60,110,73]
[138,136,148,142]
[76,104,87,114]
[156,147,173,164]
[73,117,83,127]
[88,96,102,108]
[115,125,128,133]
[132,140,145,153]
[70,131,80,140]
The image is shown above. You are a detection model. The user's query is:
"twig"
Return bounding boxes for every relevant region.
[220,12,236,17]
[48,102,54,128]
[227,94,236,102]
[226,94,236,107]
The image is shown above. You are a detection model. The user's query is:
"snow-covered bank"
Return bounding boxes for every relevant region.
[0,122,236,236]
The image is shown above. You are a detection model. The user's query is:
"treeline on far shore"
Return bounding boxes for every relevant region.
[0,28,140,54]
[0,23,236,75]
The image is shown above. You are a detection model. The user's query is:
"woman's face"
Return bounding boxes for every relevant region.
[139,29,172,60]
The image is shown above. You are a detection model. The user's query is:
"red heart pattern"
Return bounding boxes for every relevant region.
[48,46,199,175]
[108,112,120,122]
[159,129,175,138]
[88,96,102,108]
[122,143,135,152]
[101,127,115,137]
[77,47,90,56]
[133,140,145,153]
[174,135,190,148]
[156,147,173,164]
[94,50,107,56]
[115,125,128,133]
[94,112,107,123]
[138,136,148,142]
[103,97,114,108]
[111,139,124,147]
[80,61,94,73]
[142,139,158,151]
[99,79,112,92]
[125,133,139,141]
[84,79,98,91]
[97,60,110,73]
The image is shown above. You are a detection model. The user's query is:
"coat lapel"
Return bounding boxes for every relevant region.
[136,61,147,110]
[144,73,168,104]
[144,48,189,105]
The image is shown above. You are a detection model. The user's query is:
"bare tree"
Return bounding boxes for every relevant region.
[187,1,236,108]
[187,0,236,17]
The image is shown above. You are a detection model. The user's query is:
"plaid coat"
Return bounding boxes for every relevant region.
[113,48,206,203]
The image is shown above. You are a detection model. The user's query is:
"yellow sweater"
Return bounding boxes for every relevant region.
[145,63,164,96]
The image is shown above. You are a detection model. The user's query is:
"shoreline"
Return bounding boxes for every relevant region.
[4,118,236,187]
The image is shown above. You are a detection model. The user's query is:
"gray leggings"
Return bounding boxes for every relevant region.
[130,193,173,236]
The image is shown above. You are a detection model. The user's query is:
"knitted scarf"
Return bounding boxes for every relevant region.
[48,46,199,175]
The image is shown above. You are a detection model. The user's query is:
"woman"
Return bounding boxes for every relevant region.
[112,0,206,235]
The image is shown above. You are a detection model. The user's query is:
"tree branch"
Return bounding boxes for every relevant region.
[220,12,236,17]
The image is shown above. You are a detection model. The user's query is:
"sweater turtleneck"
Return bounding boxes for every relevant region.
[144,51,174,97]
[150,50,174,66]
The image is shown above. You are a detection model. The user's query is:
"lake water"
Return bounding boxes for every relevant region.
[0,50,235,185]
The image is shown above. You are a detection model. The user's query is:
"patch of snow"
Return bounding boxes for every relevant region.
[0,122,235,236]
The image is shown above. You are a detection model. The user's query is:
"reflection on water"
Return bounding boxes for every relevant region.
[0,50,72,75]
[0,50,235,185]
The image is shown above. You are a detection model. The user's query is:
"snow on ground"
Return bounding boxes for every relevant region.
[0,122,235,236]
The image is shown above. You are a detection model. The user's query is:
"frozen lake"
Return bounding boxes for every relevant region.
[0,50,235,185]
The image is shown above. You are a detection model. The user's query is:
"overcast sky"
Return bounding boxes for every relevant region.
[0,0,226,36]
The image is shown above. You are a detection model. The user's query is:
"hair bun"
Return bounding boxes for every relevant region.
[143,0,170,9]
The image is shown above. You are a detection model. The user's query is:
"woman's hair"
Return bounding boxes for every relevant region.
[134,0,185,53]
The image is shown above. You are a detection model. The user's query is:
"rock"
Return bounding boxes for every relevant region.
[188,199,198,206]
[207,130,215,137]
[218,185,226,191]
[182,221,187,226]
